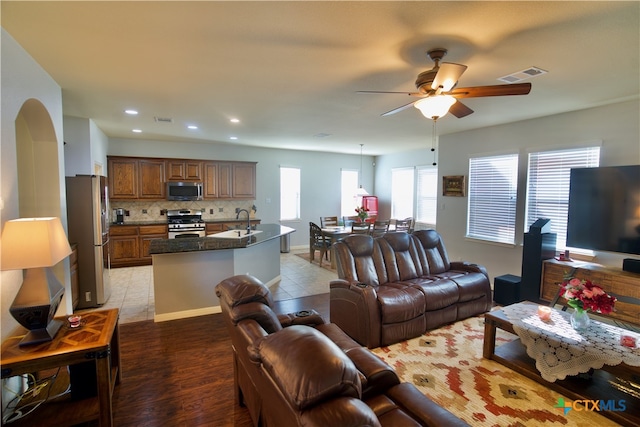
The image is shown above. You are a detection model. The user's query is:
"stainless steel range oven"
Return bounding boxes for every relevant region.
[167,209,206,239]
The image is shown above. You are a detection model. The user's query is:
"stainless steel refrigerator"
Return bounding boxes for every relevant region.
[66,175,111,309]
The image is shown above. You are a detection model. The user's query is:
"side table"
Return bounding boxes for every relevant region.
[1,309,120,427]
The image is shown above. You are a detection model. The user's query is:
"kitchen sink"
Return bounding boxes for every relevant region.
[207,229,263,239]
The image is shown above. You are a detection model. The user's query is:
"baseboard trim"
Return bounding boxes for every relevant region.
[154,306,222,323]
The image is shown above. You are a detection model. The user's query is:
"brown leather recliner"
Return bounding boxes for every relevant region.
[331,230,492,348]
[216,274,470,427]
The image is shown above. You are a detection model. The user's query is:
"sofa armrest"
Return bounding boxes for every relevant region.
[330,280,383,348]
[450,261,489,278]
[277,309,326,328]
[300,396,382,427]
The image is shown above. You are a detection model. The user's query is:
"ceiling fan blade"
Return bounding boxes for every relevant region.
[448,100,474,118]
[381,100,416,116]
[431,63,467,92]
[357,90,423,97]
[448,82,532,98]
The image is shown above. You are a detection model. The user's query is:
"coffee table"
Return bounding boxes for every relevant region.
[484,302,640,426]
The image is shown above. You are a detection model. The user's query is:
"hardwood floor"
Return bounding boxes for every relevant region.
[111,293,330,426]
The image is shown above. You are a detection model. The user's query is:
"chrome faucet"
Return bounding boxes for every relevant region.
[236,209,251,234]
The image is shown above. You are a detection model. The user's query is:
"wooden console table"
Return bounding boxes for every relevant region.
[484,302,640,427]
[1,309,120,426]
[540,259,640,327]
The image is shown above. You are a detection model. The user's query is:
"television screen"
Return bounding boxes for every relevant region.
[567,165,640,255]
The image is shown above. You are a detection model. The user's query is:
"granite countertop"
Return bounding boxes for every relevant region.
[149,224,294,255]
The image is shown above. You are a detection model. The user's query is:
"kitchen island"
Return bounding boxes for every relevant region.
[149,224,295,322]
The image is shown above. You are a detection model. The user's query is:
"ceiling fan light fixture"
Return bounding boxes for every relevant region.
[414,95,456,119]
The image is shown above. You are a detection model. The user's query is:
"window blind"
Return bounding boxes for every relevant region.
[526,146,600,249]
[467,154,519,244]
[391,167,415,219]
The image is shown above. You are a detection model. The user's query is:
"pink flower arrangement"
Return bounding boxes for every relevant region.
[560,277,616,314]
[355,206,369,221]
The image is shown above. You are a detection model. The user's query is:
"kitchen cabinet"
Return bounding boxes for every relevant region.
[108,156,255,201]
[110,226,140,267]
[110,224,168,267]
[108,157,138,199]
[139,225,169,262]
[203,161,255,200]
[110,225,168,267]
[166,160,203,181]
[205,220,261,235]
[70,244,79,310]
[139,159,165,199]
[108,157,165,200]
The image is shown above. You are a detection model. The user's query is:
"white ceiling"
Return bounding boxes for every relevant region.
[2,1,638,156]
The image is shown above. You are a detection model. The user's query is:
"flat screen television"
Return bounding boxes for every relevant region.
[567,165,640,255]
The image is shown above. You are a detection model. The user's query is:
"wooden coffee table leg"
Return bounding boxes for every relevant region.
[483,316,497,359]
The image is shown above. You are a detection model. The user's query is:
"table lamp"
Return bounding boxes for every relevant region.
[1,217,72,346]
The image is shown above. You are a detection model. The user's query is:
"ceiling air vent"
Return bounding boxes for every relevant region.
[154,116,173,123]
[498,66,547,84]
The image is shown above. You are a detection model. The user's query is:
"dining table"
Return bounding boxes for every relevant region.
[320,226,352,269]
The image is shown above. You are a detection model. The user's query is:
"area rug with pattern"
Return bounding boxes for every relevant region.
[371,315,619,426]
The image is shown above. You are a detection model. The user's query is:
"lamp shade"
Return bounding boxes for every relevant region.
[414,95,456,119]
[1,217,72,270]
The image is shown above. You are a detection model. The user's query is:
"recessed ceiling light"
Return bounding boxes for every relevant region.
[187,125,198,130]
[124,109,138,115]
[132,129,142,133]
[230,118,240,123]
[229,136,238,140]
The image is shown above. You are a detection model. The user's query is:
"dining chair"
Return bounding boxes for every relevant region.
[309,222,331,267]
[351,222,371,234]
[394,218,411,232]
[371,219,390,237]
[320,216,338,227]
[343,216,359,227]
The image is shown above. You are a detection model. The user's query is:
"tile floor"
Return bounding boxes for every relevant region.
[79,248,336,324]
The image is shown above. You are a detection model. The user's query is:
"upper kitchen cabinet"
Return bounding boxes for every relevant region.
[166,159,203,181]
[108,156,255,201]
[204,161,255,200]
[109,157,138,199]
[108,156,165,200]
[232,162,256,199]
[139,159,165,199]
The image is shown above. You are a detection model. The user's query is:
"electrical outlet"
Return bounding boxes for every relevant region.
[85,291,91,302]
[235,208,240,214]
[142,209,148,214]
[218,208,223,213]
[210,209,214,214]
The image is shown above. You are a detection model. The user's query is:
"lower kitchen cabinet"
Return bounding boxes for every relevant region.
[110,224,167,267]
[205,220,261,235]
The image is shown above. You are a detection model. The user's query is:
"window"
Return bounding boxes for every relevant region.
[526,146,600,250]
[467,154,519,244]
[391,167,414,219]
[341,169,359,218]
[280,167,300,221]
[416,166,438,227]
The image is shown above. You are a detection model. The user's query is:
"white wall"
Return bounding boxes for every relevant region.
[108,138,374,247]
[1,29,68,340]
[375,100,640,282]
[64,116,110,176]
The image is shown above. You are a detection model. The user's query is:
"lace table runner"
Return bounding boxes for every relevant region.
[501,303,640,382]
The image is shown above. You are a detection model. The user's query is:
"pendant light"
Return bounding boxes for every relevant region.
[356,143,369,196]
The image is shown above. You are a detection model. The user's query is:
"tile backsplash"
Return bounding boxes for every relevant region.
[110,200,257,223]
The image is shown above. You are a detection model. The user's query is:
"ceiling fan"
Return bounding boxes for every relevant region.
[359,48,532,119]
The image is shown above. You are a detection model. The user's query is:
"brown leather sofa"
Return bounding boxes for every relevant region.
[331,230,492,348]
[216,274,470,427]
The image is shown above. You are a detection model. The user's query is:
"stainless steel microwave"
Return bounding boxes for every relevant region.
[166,181,203,201]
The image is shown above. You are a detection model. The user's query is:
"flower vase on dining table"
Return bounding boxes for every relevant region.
[570,308,590,331]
